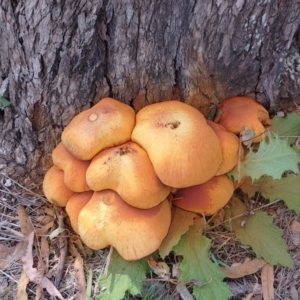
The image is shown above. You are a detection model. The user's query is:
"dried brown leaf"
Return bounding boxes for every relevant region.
[261,264,275,300]
[159,207,196,258]
[17,270,29,300]
[221,258,266,279]
[22,232,65,300]
[18,206,34,237]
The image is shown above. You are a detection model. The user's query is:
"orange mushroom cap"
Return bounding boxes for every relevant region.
[172,175,234,216]
[61,98,136,160]
[216,97,271,143]
[131,101,223,188]
[207,120,242,175]
[86,141,171,209]
[52,142,91,192]
[66,191,93,234]
[77,190,172,261]
[43,166,75,207]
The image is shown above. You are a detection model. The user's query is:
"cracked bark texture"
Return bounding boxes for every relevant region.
[1,0,300,186]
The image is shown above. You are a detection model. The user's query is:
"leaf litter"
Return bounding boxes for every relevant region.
[0,110,300,300]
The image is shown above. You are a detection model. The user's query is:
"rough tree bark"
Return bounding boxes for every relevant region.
[1,0,300,187]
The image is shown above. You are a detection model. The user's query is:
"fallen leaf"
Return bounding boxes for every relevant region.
[99,250,148,299]
[221,258,266,279]
[261,264,274,300]
[173,217,232,300]
[18,206,34,237]
[22,232,65,300]
[240,175,300,214]
[159,207,196,258]
[17,270,29,300]
[269,112,300,144]
[225,197,293,267]
[229,134,300,182]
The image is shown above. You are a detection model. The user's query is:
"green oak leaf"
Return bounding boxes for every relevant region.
[240,174,300,214]
[228,134,300,182]
[98,249,148,300]
[225,197,293,267]
[173,217,232,300]
[269,112,300,144]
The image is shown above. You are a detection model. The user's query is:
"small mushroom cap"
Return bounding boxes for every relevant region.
[43,166,75,207]
[86,141,171,209]
[61,98,136,160]
[131,101,223,188]
[78,190,172,261]
[216,97,271,143]
[207,120,242,175]
[172,175,234,216]
[52,143,91,192]
[66,191,94,234]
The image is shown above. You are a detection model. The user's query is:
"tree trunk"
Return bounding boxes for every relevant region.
[1,0,300,186]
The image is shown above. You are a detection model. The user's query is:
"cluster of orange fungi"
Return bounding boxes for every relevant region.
[43,97,271,261]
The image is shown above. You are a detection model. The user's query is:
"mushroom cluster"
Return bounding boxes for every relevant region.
[43,96,271,261]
